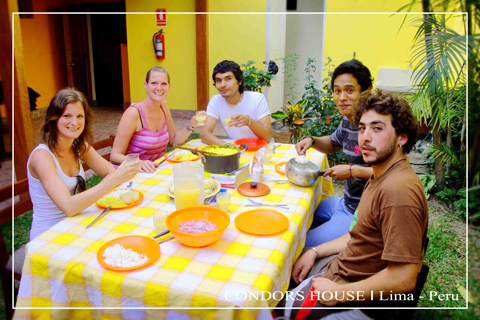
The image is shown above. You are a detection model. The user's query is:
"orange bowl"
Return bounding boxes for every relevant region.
[234,138,267,152]
[165,206,230,247]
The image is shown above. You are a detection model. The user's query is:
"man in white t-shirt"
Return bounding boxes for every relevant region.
[201,60,273,144]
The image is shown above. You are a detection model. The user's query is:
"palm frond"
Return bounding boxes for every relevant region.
[410,16,467,96]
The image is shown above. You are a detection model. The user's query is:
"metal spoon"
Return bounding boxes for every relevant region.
[156,150,177,166]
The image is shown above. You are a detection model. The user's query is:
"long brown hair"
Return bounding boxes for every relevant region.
[41,88,94,159]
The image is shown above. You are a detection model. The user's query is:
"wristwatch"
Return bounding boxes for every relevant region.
[300,135,315,146]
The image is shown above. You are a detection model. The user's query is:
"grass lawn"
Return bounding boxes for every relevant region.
[0,133,475,319]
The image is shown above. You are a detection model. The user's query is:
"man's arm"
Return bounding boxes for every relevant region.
[292,233,350,283]
[200,115,227,145]
[295,136,341,156]
[324,165,373,181]
[247,114,272,141]
[312,261,419,306]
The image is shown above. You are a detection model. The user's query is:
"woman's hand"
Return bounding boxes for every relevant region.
[292,249,317,284]
[138,160,158,173]
[114,159,141,183]
[192,111,207,128]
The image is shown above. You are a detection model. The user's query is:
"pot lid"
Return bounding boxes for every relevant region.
[237,182,270,197]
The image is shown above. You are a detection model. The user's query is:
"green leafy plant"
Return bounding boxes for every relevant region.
[301,57,346,165]
[271,99,311,143]
[400,10,467,192]
[242,60,276,92]
[420,174,436,199]
[282,53,300,103]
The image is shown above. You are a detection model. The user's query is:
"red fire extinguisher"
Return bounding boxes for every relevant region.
[153,29,165,59]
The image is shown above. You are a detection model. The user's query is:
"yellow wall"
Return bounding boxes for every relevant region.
[323,0,465,86]
[20,0,68,109]
[125,0,197,110]
[207,1,268,99]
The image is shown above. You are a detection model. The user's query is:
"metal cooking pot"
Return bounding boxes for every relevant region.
[202,144,248,174]
[285,158,326,186]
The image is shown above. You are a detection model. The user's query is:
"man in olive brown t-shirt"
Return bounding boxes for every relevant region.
[283,90,428,319]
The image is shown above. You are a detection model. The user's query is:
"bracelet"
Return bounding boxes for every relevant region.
[247,115,252,126]
[185,122,194,133]
[307,247,320,259]
[349,164,353,178]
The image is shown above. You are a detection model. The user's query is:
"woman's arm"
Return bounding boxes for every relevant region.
[30,148,140,217]
[110,107,141,165]
[162,101,198,146]
[82,145,116,178]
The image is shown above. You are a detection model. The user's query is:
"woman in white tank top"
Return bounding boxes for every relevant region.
[27,88,141,240]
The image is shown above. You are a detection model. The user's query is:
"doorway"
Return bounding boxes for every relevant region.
[64,1,126,109]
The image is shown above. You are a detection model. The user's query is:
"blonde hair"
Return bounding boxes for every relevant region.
[145,67,170,83]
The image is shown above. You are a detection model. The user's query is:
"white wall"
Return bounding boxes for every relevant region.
[284,0,325,105]
[266,0,287,113]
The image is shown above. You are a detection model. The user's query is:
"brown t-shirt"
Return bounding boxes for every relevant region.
[323,159,428,284]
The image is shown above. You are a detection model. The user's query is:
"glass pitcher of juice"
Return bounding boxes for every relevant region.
[173,162,205,210]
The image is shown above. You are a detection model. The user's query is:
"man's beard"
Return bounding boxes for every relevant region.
[362,141,397,165]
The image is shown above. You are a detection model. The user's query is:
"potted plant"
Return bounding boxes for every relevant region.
[242,60,276,92]
[271,99,314,143]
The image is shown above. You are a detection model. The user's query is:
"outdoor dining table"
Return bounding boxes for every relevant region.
[14,140,334,320]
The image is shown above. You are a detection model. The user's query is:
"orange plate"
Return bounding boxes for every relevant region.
[234,138,267,152]
[275,161,287,176]
[235,210,289,236]
[97,235,160,272]
[96,189,144,209]
[158,151,200,163]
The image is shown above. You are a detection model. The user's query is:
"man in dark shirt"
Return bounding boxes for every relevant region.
[295,60,373,247]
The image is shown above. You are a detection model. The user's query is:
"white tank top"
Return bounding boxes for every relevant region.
[27,144,85,240]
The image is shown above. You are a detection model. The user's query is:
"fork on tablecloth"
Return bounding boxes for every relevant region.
[245,198,289,209]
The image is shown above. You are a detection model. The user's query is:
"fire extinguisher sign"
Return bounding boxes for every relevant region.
[156,9,166,27]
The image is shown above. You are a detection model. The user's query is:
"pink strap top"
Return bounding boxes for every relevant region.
[125,103,169,162]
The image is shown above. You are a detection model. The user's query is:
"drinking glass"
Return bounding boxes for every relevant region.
[225,116,233,127]
[125,153,139,162]
[216,188,231,212]
[265,144,275,165]
[196,111,207,126]
[153,210,169,233]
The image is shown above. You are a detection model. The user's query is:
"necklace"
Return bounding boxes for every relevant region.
[387,158,406,172]
[225,93,243,108]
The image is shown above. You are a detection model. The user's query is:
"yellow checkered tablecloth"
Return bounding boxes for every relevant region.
[14,140,334,320]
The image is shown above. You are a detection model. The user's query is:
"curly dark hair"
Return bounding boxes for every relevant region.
[212,60,244,93]
[352,89,418,154]
[42,88,94,159]
[331,59,373,92]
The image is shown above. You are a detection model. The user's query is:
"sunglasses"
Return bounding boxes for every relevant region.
[74,175,87,194]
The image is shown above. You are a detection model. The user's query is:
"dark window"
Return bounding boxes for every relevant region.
[287,0,297,11]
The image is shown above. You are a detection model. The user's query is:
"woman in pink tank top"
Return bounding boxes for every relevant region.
[111,67,207,173]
